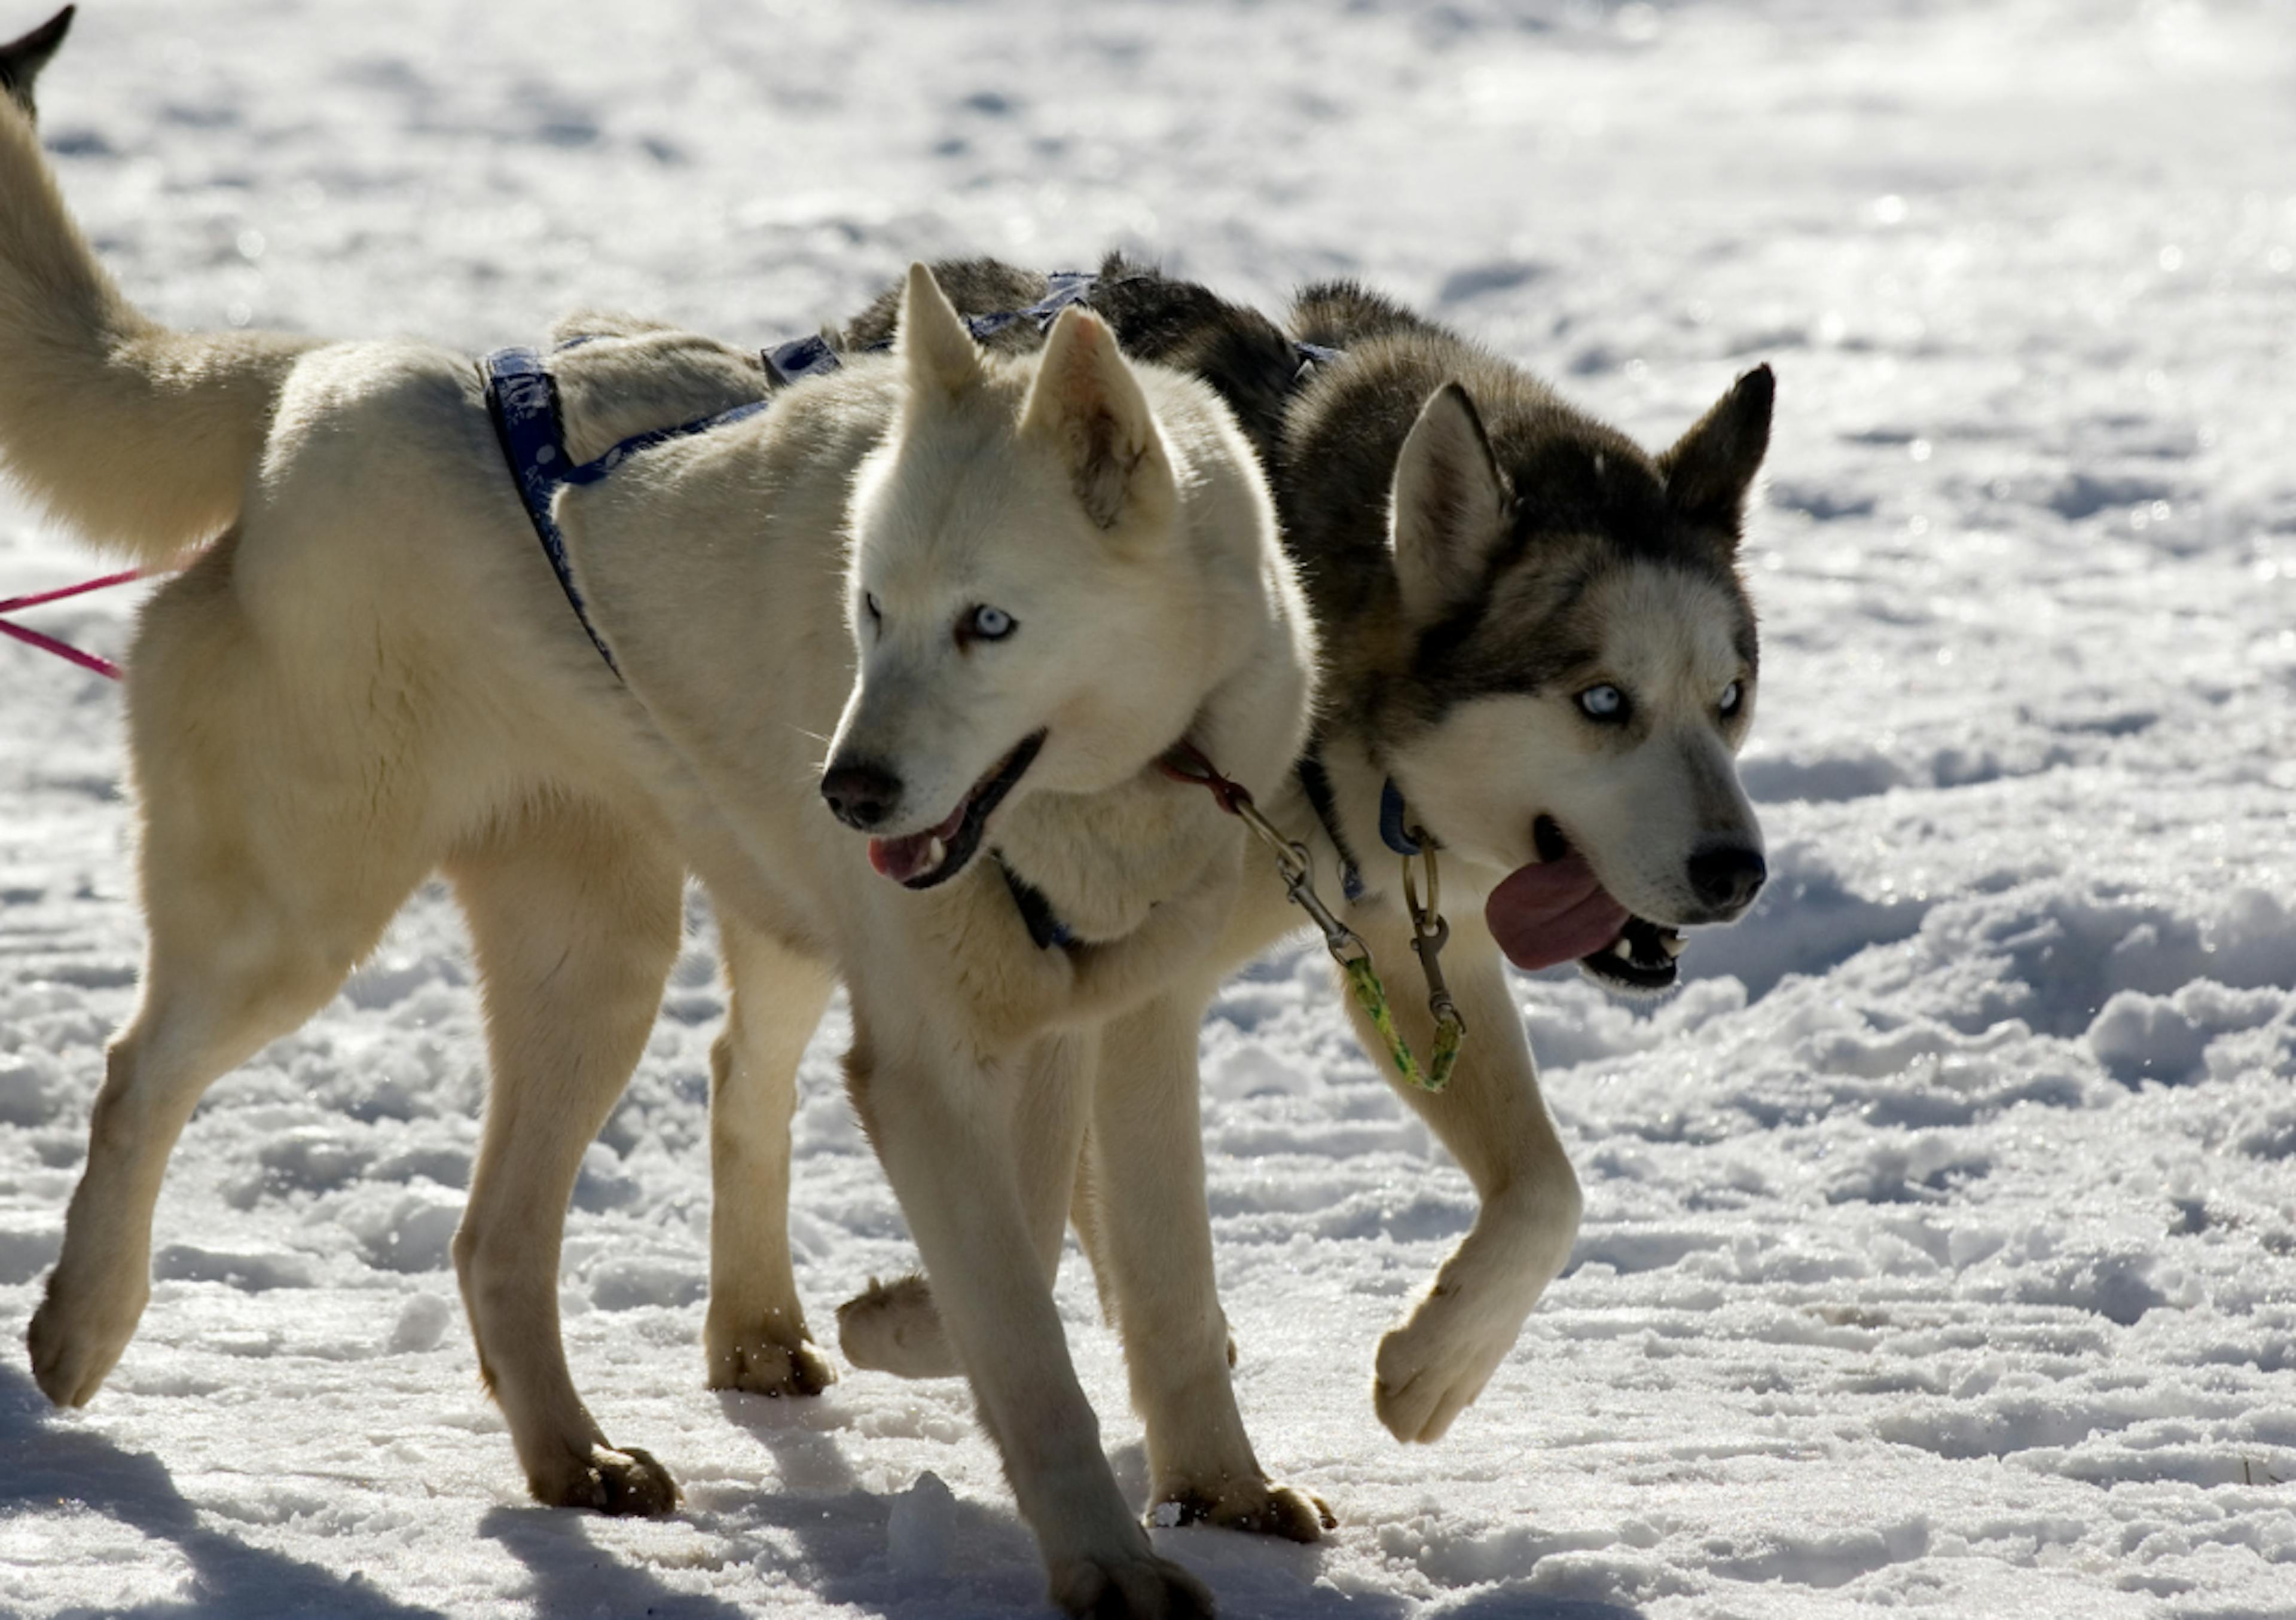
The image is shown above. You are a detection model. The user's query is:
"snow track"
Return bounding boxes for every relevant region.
[2,1,2292,1615]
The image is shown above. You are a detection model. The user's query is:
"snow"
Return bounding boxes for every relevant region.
[3,0,2294,1615]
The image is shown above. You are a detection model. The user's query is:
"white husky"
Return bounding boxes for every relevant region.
[0,99,1313,1617]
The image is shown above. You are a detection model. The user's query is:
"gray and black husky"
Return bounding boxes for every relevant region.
[827,256,1773,1520]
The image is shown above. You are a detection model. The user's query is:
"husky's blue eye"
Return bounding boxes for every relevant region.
[1719,680,1744,717]
[1577,683,1627,722]
[964,604,1016,644]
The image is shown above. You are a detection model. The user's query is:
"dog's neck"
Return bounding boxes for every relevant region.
[991,652,1291,945]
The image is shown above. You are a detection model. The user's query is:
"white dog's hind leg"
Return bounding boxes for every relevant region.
[29,558,433,1408]
[1085,994,1332,1542]
[845,1002,1211,1620]
[448,799,684,1515]
[1345,909,1583,1444]
[704,912,836,1396]
[29,947,380,1406]
[838,1029,1089,1380]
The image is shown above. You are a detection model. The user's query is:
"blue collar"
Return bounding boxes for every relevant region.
[1296,751,1422,904]
[1378,779,1422,856]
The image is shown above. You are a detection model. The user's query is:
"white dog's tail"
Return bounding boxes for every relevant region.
[0,102,313,563]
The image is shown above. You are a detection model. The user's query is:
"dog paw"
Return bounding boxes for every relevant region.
[1153,1480,1334,1543]
[1049,1549,1216,1619]
[534,1444,682,1517]
[837,1273,961,1379]
[1372,1286,1515,1444]
[706,1321,835,1398]
[26,1269,146,1408]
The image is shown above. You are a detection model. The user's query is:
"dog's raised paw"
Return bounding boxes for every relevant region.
[1372,1295,1512,1444]
[1051,1548,1215,1619]
[1154,1481,1334,1543]
[706,1325,835,1398]
[26,1270,145,1408]
[538,1444,681,1517]
[837,1273,961,1379]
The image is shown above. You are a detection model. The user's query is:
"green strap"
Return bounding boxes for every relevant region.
[1426,1010,1462,1092]
[1341,954,1455,1094]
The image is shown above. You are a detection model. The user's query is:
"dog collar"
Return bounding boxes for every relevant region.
[1378,779,1423,857]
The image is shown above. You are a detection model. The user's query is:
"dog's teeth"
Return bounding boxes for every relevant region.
[926,836,947,872]
[1659,931,1687,959]
[1613,937,1636,961]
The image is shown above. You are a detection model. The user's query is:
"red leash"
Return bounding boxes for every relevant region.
[0,568,142,680]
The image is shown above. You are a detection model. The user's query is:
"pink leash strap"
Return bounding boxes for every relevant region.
[0,567,144,680]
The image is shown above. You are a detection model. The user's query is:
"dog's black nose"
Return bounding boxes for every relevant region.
[1687,845,1766,914]
[822,759,903,830]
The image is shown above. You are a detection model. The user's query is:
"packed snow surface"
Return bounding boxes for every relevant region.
[2,1,2294,1615]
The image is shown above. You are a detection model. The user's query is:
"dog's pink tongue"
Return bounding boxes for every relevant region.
[1484,854,1632,971]
[866,831,936,884]
[865,797,970,885]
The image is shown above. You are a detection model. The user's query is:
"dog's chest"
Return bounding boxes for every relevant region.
[993,783,1228,943]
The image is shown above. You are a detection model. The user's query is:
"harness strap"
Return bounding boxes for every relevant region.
[481,346,770,679]
[997,858,1076,950]
[764,273,1338,396]
[481,348,622,677]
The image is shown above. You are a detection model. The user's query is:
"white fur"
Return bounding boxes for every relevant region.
[0,95,1313,1618]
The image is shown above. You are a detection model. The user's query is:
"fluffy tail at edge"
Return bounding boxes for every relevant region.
[0,100,315,563]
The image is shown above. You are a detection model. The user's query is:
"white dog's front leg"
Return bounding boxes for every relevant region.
[1341,904,1583,1444]
[839,1029,1090,1380]
[1086,992,1333,1541]
[845,1000,1211,1620]
[706,912,838,1397]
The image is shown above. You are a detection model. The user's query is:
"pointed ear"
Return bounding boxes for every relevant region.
[1390,382,1511,625]
[899,262,984,399]
[1659,363,1772,541]
[1020,307,1173,531]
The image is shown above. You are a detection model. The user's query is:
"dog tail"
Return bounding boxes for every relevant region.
[0,100,315,563]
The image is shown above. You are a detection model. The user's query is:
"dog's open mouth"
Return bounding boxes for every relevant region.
[1483,816,1684,997]
[866,730,1045,890]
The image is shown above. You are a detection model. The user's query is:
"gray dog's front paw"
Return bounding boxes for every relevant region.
[27,1266,146,1408]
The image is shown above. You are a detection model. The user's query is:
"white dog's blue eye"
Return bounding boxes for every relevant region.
[1720,680,1744,717]
[1578,683,1626,721]
[966,605,1015,643]
[863,592,881,624]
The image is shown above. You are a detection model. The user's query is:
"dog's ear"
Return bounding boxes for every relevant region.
[1020,307,1173,531]
[1659,363,1772,542]
[899,262,984,400]
[0,7,74,123]
[1390,382,1510,625]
